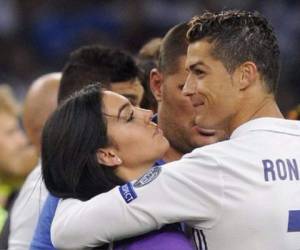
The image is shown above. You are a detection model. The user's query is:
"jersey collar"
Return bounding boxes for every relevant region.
[230,117,300,139]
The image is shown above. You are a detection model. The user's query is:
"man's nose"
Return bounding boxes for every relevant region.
[182,74,196,96]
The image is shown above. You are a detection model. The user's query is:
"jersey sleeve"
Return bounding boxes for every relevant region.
[51,149,224,249]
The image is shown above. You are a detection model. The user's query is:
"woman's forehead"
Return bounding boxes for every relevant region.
[102,91,131,114]
[103,90,128,102]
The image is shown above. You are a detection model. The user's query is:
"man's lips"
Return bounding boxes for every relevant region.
[193,126,216,136]
[192,101,204,108]
[190,97,215,137]
[190,96,204,107]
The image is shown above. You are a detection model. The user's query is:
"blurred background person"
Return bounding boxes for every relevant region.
[287,104,300,120]
[8,73,61,250]
[22,73,61,153]
[58,44,144,106]
[137,37,162,112]
[0,84,37,232]
[139,38,161,60]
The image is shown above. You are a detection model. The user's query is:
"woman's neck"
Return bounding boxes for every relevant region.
[115,161,156,182]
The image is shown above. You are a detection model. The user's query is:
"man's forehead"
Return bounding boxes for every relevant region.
[111,79,142,91]
[109,80,144,106]
[186,41,213,68]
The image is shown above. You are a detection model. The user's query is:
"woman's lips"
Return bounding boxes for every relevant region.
[153,126,163,136]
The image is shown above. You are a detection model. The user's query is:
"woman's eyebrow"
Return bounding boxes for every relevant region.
[117,102,131,120]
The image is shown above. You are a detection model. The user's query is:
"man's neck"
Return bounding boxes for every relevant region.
[228,94,283,135]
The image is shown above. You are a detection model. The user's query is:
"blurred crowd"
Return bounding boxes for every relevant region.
[0,0,299,112]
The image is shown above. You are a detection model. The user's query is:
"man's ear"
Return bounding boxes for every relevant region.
[150,68,164,102]
[96,148,122,166]
[238,61,258,91]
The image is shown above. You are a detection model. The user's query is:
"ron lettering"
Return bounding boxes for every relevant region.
[262,158,299,182]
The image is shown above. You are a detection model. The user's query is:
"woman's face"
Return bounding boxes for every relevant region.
[102,91,169,180]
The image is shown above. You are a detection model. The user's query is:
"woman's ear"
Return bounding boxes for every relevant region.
[96,148,122,166]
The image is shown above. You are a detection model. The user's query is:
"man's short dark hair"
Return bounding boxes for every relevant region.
[158,22,189,75]
[187,10,280,93]
[58,44,140,103]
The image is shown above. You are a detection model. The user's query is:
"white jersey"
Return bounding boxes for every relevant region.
[52,118,300,250]
[9,164,48,250]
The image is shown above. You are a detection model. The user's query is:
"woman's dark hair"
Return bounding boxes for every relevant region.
[42,82,124,201]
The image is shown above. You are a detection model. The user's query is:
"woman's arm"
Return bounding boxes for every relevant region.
[51,150,223,249]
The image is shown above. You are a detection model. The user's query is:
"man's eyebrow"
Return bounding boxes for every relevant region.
[118,102,131,119]
[189,61,206,70]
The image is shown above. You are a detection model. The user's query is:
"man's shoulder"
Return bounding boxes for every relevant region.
[231,118,300,139]
[186,139,232,158]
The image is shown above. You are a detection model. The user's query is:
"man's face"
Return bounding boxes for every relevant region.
[0,112,29,177]
[184,40,240,131]
[158,56,226,154]
[110,78,144,107]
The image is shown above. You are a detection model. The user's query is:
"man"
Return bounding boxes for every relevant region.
[137,37,162,111]
[23,73,61,154]
[150,22,224,162]
[58,44,144,106]
[8,73,61,250]
[51,10,300,250]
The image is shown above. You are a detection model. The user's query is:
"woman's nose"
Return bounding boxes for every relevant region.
[138,108,153,124]
[134,107,154,124]
[144,109,154,123]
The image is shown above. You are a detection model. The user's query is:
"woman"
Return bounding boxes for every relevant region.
[32,83,195,249]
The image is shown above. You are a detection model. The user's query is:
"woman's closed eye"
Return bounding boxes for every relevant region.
[126,110,135,122]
